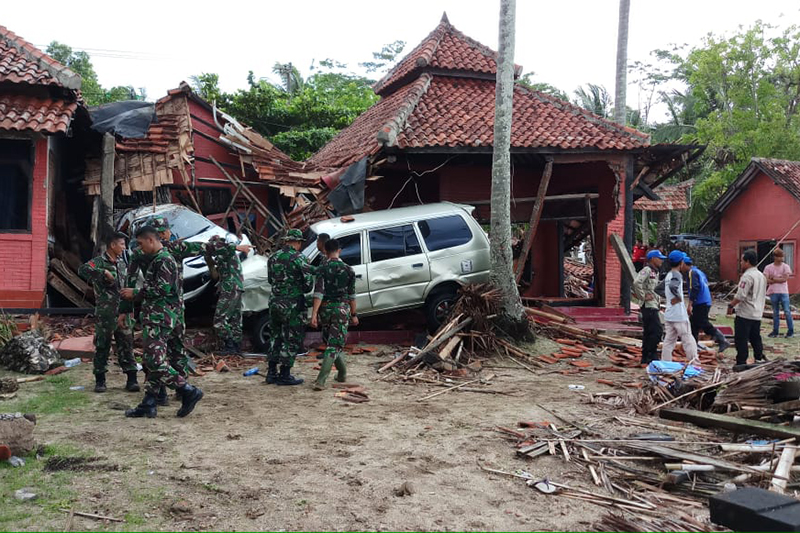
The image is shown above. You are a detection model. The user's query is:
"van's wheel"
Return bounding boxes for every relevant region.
[252,312,271,352]
[425,290,458,333]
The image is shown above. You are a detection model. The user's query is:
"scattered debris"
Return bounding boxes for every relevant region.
[14,488,37,501]
[0,412,36,455]
[8,455,25,467]
[0,331,61,374]
[44,456,122,472]
[394,481,416,497]
[58,508,124,523]
[170,500,192,514]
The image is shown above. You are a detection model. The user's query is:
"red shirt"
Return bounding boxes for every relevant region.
[632,246,646,262]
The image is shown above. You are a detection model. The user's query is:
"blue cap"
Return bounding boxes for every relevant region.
[647,249,666,260]
[684,255,693,265]
[668,250,686,263]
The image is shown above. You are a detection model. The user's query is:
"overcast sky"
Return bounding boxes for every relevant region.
[5,0,800,121]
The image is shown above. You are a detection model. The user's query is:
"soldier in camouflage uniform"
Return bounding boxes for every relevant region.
[121,226,203,419]
[265,228,314,386]
[313,233,331,359]
[205,235,251,354]
[79,232,139,393]
[310,238,358,390]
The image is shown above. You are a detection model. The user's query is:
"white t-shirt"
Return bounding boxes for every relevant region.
[664,269,689,323]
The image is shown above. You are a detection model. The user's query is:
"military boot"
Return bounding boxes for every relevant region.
[94,373,107,393]
[265,361,279,384]
[156,385,169,406]
[176,384,203,417]
[125,371,140,392]
[218,339,240,355]
[276,365,303,386]
[125,392,158,418]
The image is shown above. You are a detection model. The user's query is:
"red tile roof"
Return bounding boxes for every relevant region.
[634,181,693,211]
[310,75,650,168]
[373,13,517,96]
[0,94,77,133]
[0,26,80,89]
[755,158,800,201]
[311,16,650,169]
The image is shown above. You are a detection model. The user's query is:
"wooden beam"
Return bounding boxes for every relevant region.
[49,259,93,303]
[47,272,91,308]
[629,165,649,191]
[100,133,115,233]
[467,193,599,206]
[514,158,553,282]
[660,408,800,440]
[771,445,798,494]
[609,233,637,284]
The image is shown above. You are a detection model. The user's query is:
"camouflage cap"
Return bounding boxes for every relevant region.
[150,216,170,232]
[284,229,304,242]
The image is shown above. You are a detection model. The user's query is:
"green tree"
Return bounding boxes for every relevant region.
[516,72,568,101]
[46,41,140,106]
[359,40,406,74]
[573,83,613,118]
[189,73,223,104]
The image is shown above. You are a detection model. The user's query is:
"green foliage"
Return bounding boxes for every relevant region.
[359,40,406,74]
[573,83,613,118]
[4,374,89,415]
[641,21,800,229]
[197,59,380,160]
[46,41,142,106]
[517,72,569,101]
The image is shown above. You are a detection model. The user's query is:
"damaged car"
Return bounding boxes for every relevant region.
[245,202,490,348]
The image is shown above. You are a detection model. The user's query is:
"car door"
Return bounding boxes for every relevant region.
[366,223,431,311]
[336,232,372,314]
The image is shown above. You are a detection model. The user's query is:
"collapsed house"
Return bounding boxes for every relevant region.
[633,180,693,245]
[0,26,94,310]
[309,14,703,309]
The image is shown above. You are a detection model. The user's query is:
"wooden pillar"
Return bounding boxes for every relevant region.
[557,221,565,298]
[641,210,649,244]
[622,155,635,314]
[101,133,115,227]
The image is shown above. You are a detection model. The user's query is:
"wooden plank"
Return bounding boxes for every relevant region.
[771,445,798,493]
[660,407,800,440]
[609,233,637,283]
[515,158,553,282]
[627,442,773,476]
[50,259,93,303]
[47,272,91,308]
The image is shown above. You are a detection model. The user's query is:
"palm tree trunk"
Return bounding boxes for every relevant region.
[613,0,630,125]
[490,0,529,338]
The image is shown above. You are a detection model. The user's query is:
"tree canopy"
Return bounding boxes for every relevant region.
[46,42,145,106]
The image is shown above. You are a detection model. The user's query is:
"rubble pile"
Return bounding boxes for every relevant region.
[0,331,61,374]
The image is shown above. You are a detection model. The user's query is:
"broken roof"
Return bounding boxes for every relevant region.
[0,26,80,89]
[634,181,693,212]
[310,15,650,169]
[700,158,800,232]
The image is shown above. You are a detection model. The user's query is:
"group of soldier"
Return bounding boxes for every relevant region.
[79,220,358,420]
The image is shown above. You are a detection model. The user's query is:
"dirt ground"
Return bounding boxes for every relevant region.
[0,308,794,532]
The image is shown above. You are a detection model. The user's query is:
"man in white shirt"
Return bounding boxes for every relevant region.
[727,249,767,365]
[661,251,699,364]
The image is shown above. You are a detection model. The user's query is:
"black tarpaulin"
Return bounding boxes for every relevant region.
[89,101,156,139]
[327,157,367,215]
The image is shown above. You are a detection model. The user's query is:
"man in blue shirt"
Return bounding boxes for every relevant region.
[683,256,730,352]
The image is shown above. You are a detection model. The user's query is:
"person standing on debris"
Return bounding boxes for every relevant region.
[765,248,794,338]
[310,238,358,390]
[683,256,731,352]
[205,235,251,354]
[728,250,768,365]
[265,229,314,386]
[632,249,666,365]
[661,251,699,364]
[120,226,203,418]
[79,232,140,393]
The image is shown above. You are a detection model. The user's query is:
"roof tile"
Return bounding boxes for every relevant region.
[0,26,79,88]
[0,94,77,133]
[633,181,692,211]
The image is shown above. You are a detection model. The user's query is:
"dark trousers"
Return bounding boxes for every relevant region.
[690,304,722,342]
[734,316,764,365]
[641,308,662,364]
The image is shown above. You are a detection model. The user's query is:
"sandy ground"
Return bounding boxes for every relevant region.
[1,339,643,532]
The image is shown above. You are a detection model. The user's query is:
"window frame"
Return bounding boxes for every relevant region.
[0,138,35,234]
[338,232,364,267]
[366,223,423,264]
[780,241,796,274]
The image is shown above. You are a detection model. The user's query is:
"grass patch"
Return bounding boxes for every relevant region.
[0,443,86,529]
[3,374,90,415]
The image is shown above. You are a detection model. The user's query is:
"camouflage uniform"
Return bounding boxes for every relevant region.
[267,240,314,367]
[133,247,187,394]
[313,258,356,387]
[206,235,244,344]
[127,220,207,376]
[79,253,136,375]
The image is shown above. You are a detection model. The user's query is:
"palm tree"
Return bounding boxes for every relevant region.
[272,62,304,94]
[574,84,613,118]
[613,0,630,125]
[490,0,529,336]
